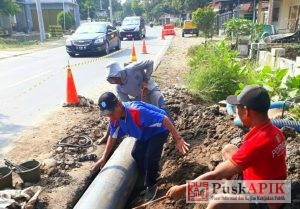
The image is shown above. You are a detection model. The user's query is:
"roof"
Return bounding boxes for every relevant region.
[214,0,270,3]
[25,0,77,4]
[124,16,141,19]
[82,22,110,25]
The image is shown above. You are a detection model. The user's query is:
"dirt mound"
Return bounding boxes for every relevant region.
[130,87,300,209]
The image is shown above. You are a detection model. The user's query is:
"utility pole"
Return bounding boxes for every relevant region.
[63,0,65,30]
[35,0,46,41]
[237,0,240,18]
[252,0,256,24]
[268,0,274,25]
[109,0,113,24]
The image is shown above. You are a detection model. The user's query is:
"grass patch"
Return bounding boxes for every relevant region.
[185,41,246,103]
[0,38,39,49]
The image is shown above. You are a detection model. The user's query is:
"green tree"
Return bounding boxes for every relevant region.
[184,0,209,12]
[192,7,215,40]
[122,0,133,18]
[0,0,20,16]
[57,11,75,30]
[131,0,143,16]
[0,0,20,35]
[77,0,122,20]
[224,18,263,47]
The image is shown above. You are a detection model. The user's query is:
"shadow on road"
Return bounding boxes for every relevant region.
[0,113,24,136]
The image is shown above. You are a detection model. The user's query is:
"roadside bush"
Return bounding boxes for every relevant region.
[57,11,75,30]
[238,66,300,102]
[0,27,4,35]
[288,105,300,121]
[185,41,246,103]
[192,7,215,40]
[186,41,300,105]
[224,18,263,46]
[49,25,63,37]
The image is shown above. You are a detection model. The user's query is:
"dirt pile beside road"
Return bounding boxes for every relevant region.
[130,86,300,209]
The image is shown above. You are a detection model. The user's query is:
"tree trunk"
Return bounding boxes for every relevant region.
[8,15,12,36]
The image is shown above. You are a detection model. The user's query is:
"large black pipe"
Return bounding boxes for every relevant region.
[73,137,138,209]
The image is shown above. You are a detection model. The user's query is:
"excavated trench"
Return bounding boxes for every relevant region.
[40,87,299,209]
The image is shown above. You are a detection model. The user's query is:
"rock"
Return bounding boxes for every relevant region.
[211,153,222,162]
[68,147,79,153]
[56,147,64,154]
[82,124,88,129]
[15,182,23,190]
[203,138,211,146]
[47,167,59,177]
[288,163,296,172]
[215,125,226,134]
[43,158,57,169]
[281,127,297,139]
[65,159,75,166]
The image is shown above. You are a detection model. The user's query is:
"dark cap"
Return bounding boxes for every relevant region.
[98,92,118,116]
[226,85,270,112]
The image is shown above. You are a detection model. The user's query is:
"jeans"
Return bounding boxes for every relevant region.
[131,131,169,188]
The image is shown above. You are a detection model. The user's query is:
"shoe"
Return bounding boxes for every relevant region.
[143,184,158,202]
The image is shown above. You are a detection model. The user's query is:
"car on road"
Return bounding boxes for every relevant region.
[65,22,121,57]
[182,20,199,37]
[119,16,146,40]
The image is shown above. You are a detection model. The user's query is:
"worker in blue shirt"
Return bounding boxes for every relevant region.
[92,92,189,202]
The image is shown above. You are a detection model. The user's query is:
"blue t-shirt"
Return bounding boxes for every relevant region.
[109,101,169,141]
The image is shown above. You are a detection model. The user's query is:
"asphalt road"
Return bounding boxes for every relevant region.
[0,26,172,156]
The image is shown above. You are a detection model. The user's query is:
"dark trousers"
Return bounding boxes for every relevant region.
[131,131,169,188]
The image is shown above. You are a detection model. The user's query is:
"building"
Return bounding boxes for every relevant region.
[212,0,300,33]
[269,0,300,33]
[0,0,80,34]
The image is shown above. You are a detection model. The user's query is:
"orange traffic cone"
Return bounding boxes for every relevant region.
[66,66,79,105]
[161,30,165,40]
[141,39,148,54]
[131,42,137,62]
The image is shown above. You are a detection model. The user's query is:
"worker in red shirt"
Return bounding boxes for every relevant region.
[166,85,287,209]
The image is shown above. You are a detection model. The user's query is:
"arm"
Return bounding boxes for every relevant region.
[163,116,189,154]
[92,136,117,170]
[166,160,242,199]
[116,86,130,102]
[101,136,117,161]
[163,116,181,141]
[93,120,124,170]
[143,60,153,82]
[132,60,154,82]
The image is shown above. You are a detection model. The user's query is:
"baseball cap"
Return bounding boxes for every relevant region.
[226,85,270,112]
[98,92,118,116]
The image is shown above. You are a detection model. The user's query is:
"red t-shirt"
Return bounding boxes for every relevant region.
[231,120,287,180]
